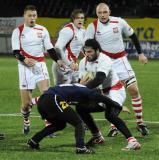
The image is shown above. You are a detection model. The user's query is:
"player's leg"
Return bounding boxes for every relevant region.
[106,87,126,137]
[114,57,149,136]
[58,105,94,154]
[125,81,149,136]
[28,93,66,148]
[20,90,32,135]
[76,102,105,147]
[105,106,141,150]
[18,63,35,134]
[27,122,66,149]
[37,79,50,93]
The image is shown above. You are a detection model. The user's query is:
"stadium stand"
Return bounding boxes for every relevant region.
[0,0,159,17]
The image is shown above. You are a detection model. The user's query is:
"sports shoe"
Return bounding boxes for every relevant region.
[122,141,141,151]
[137,124,149,136]
[107,127,118,137]
[76,146,95,154]
[27,139,40,150]
[0,133,5,140]
[86,135,105,147]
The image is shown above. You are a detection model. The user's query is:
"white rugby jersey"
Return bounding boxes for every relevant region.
[11,24,53,57]
[55,23,85,66]
[85,16,134,54]
[79,53,120,89]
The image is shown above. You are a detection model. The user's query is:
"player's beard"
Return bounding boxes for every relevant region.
[87,53,98,62]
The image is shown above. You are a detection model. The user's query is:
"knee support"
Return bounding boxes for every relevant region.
[124,76,137,88]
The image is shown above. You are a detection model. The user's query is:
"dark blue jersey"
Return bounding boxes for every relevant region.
[44,83,94,102]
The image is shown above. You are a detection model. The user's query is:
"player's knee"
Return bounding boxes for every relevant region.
[56,122,66,130]
[127,85,139,98]
[21,102,31,111]
[105,108,120,122]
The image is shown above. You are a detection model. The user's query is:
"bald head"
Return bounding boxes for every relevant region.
[96,3,110,23]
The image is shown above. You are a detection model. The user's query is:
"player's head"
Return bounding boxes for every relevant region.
[24,5,37,27]
[96,3,110,23]
[71,9,85,29]
[83,39,102,62]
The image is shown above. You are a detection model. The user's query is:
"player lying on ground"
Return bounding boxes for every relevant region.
[28,84,141,153]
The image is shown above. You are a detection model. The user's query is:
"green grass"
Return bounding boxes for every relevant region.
[0,56,159,160]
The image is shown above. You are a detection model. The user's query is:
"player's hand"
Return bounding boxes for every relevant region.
[57,59,66,70]
[139,53,148,65]
[70,63,78,71]
[79,79,88,85]
[24,58,36,67]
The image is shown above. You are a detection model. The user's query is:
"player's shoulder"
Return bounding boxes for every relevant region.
[109,16,124,23]
[60,23,74,34]
[34,24,47,31]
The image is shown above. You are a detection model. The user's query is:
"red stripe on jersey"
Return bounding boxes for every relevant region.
[111,81,124,90]
[21,50,45,62]
[110,21,119,23]
[33,27,43,31]
[65,23,77,62]
[102,81,124,93]
[18,24,45,62]
[102,50,126,59]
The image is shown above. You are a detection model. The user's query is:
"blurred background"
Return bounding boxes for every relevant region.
[0,0,159,58]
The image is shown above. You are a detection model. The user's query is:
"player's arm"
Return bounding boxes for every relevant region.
[121,18,148,64]
[11,28,35,66]
[55,28,77,70]
[88,90,122,110]
[86,58,112,88]
[84,23,95,41]
[11,28,25,61]
[43,28,65,68]
[129,33,148,64]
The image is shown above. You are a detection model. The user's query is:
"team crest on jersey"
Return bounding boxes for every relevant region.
[37,32,42,38]
[113,27,119,33]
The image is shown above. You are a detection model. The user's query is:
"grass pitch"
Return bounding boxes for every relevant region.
[0,56,159,160]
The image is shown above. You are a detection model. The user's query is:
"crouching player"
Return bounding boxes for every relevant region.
[28,83,140,153]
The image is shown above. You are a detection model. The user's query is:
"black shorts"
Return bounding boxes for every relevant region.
[37,93,70,122]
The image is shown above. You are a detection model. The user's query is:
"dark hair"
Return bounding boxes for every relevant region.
[84,39,102,52]
[24,5,37,13]
[70,9,85,22]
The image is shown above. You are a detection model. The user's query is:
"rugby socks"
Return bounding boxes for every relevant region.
[21,107,31,126]
[131,96,143,125]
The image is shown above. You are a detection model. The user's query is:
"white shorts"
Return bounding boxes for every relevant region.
[52,63,79,85]
[18,62,50,90]
[105,86,126,106]
[112,56,135,81]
